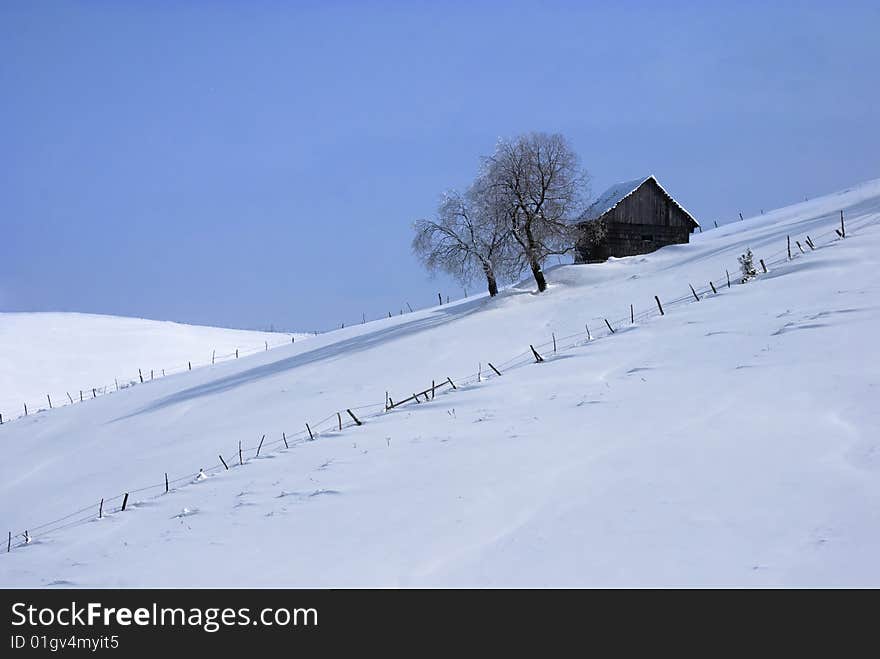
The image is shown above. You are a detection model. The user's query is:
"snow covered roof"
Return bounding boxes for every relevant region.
[580,175,700,227]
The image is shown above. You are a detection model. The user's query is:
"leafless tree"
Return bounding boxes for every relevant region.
[412,188,513,297]
[476,132,588,292]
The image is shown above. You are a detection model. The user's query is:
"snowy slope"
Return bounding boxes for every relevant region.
[0,312,308,422]
[1,178,879,587]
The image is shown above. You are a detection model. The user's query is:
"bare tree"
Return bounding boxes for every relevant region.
[477,132,587,292]
[412,188,512,297]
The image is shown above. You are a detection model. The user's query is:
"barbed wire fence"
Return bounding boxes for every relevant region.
[4,208,874,554]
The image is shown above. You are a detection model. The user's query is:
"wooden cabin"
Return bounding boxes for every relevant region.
[574,175,699,263]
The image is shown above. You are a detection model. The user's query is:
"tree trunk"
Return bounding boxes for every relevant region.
[523,223,547,292]
[482,262,499,297]
[530,258,547,292]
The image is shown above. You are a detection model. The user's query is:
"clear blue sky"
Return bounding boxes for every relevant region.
[2,1,878,332]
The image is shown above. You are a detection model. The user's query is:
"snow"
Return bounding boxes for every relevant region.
[0,312,309,420]
[1,178,880,586]
[581,174,699,226]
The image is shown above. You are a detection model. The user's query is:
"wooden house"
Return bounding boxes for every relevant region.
[574,175,699,263]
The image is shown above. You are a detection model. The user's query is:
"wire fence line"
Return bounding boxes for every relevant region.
[4,210,875,554]
[0,335,306,428]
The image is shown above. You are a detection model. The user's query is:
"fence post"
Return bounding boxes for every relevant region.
[239,441,243,466]
[47,394,52,409]
[212,350,215,365]
[447,377,457,390]
[726,270,731,288]
[787,235,791,260]
[438,293,443,305]
[236,349,239,359]
[99,498,104,519]
[23,403,27,417]
[6,531,10,552]
[530,345,544,363]
[840,210,845,238]
[306,423,314,440]
[219,454,229,470]
[552,333,557,352]
[431,380,435,400]
[585,324,592,340]
[139,369,143,384]
[655,296,664,316]
[347,409,363,426]
[630,305,634,324]
[489,363,502,376]
[282,432,289,449]
[796,240,805,254]
[709,281,717,295]
[256,434,265,457]
[121,493,129,512]
[604,319,615,334]
[188,361,192,371]
[165,472,169,493]
[760,259,768,273]
[337,412,342,431]
[689,284,700,302]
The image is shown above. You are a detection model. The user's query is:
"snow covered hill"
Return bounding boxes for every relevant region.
[1,178,879,587]
[0,313,308,422]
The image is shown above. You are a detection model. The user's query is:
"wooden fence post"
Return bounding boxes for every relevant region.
[306,423,314,440]
[121,493,129,512]
[709,281,717,295]
[787,235,791,260]
[212,350,215,364]
[139,369,143,383]
[431,380,435,399]
[726,270,731,288]
[337,412,342,431]
[806,236,815,249]
[630,305,634,324]
[760,259,768,273]
[655,296,664,316]
[256,434,265,457]
[438,293,443,305]
[689,284,700,302]
[739,212,744,221]
[478,363,482,382]
[67,392,74,404]
[585,324,592,340]
[796,240,805,254]
[165,472,169,493]
[447,377,457,390]
[489,363,502,376]
[220,455,229,470]
[530,345,544,363]
[188,361,192,371]
[47,394,52,409]
[235,349,239,359]
[99,498,104,519]
[282,432,289,449]
[239,441,243,466]
[80,390,83,401]
[604,319,615,334]
[23,403,27,416]
[840,210,845,238]
[347,409,363,426]
[6,531,10,553]
[552,333,557,352]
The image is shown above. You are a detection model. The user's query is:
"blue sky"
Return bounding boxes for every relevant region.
[2,0,878,331]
